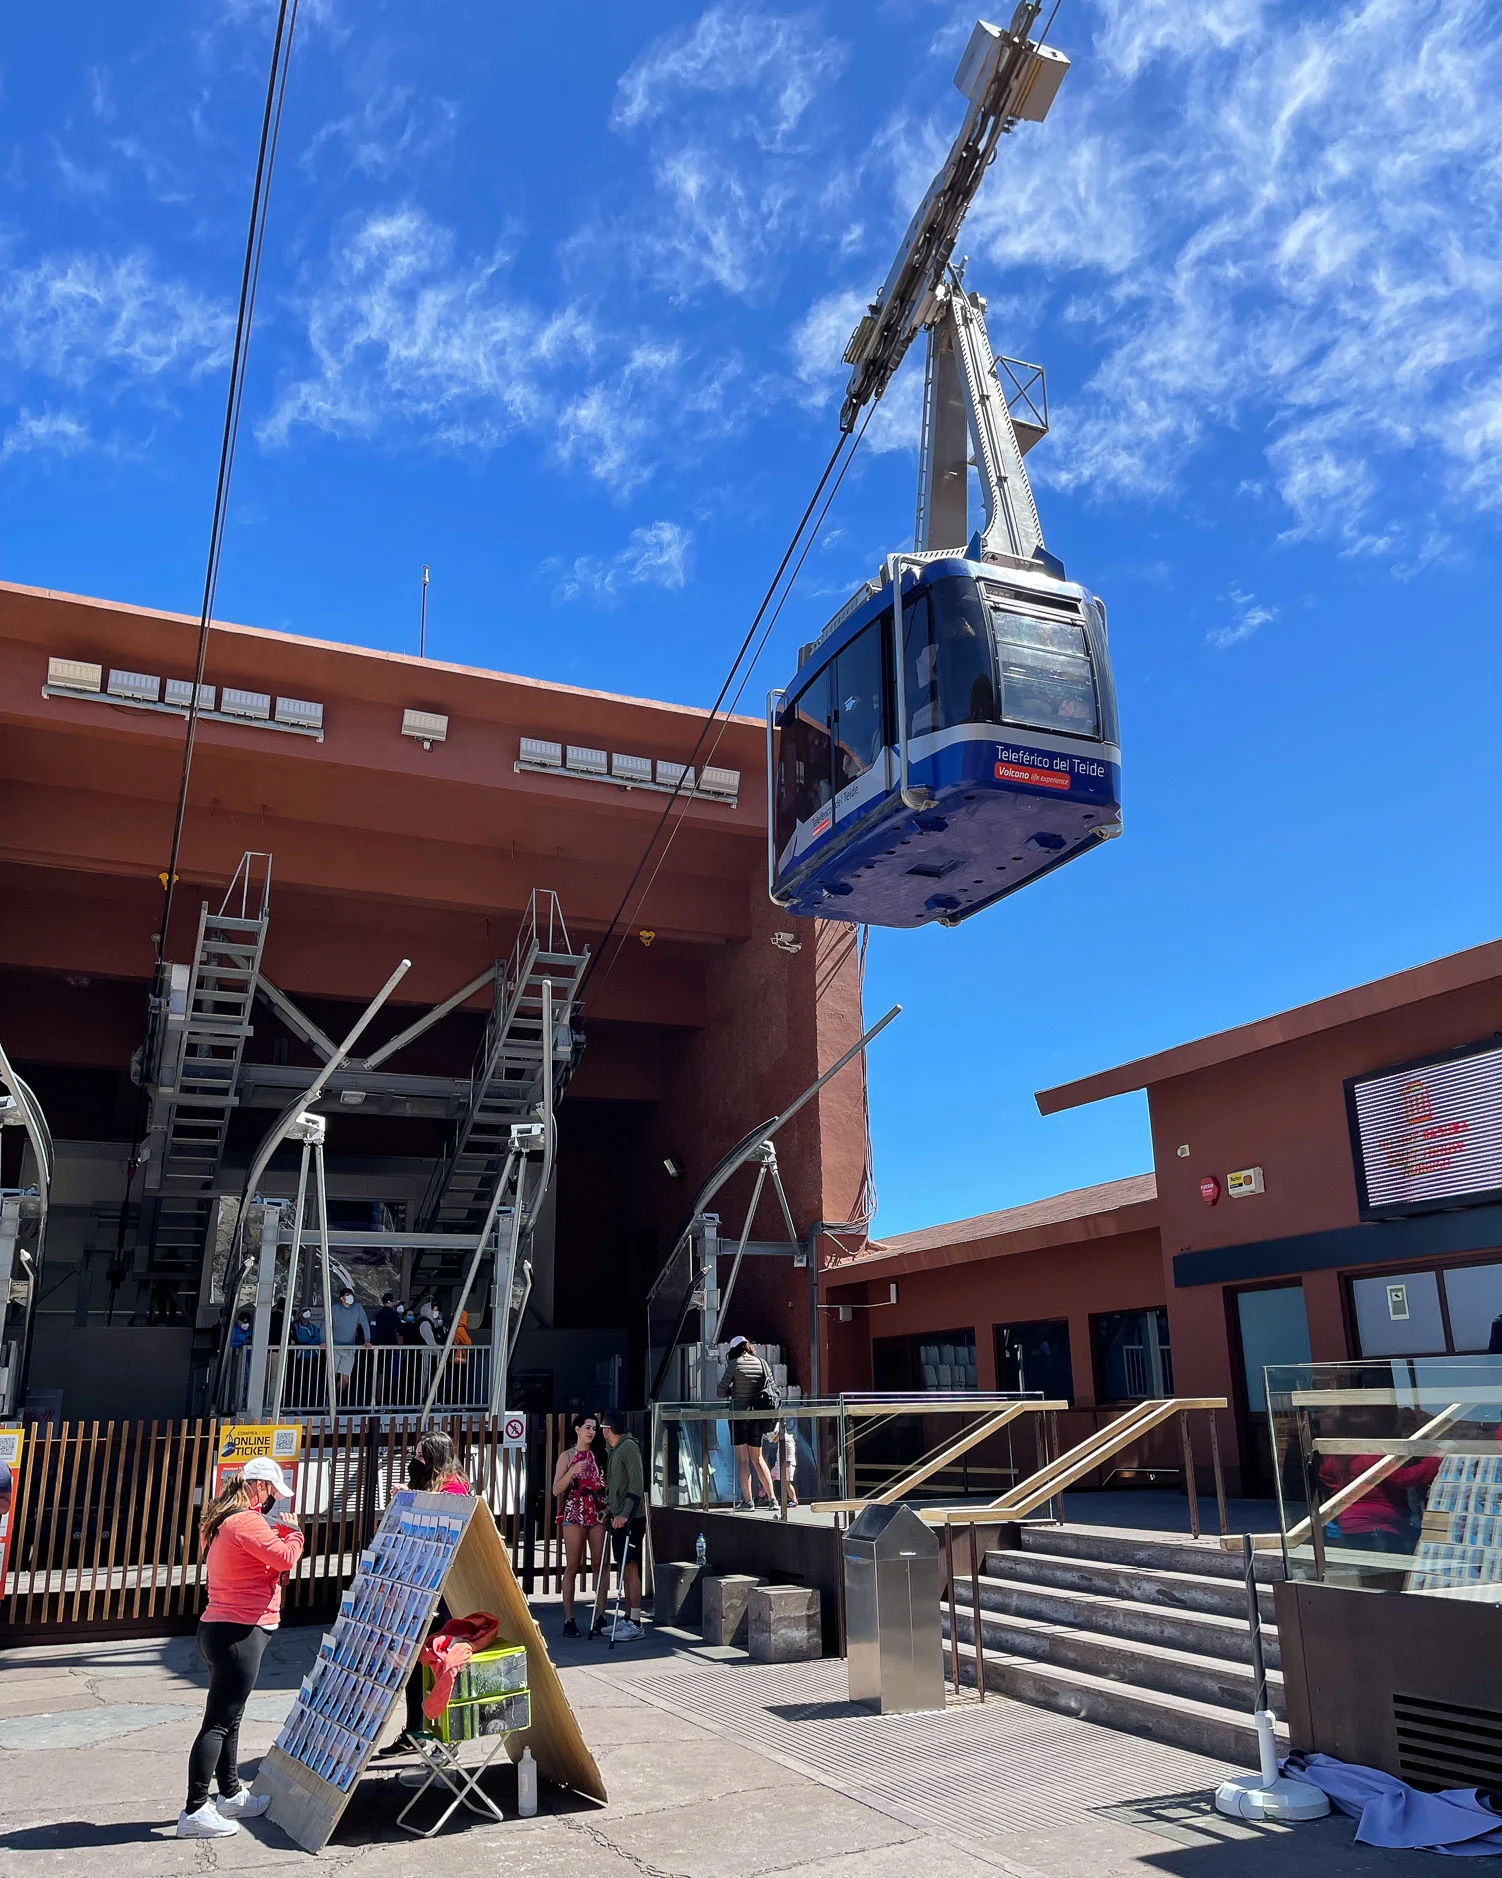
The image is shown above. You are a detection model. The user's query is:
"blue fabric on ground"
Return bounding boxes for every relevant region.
[1285,1754,1502,1854]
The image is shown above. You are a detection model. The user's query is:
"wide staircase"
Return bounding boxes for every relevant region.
[944,1522,1286,1765]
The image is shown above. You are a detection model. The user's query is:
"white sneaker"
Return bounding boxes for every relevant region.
[218,1789,271,1818]
[177,1802,239,1838]
[609,1619,644,1642]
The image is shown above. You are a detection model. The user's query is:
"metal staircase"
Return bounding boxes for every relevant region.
[143,853,271,1299]
[419,891,587,1246]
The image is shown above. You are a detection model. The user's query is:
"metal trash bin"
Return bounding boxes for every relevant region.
[843,1502,944,1713]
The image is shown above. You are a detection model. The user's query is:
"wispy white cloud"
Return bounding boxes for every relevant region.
[951,0,1502,554]
[613,6,846,140]
[258,207,591,453]
[1206,586,1274,649]
[0,246,231,388]
[0,408,93,463]
[546,521,693,603]
[581,6,853,303]
[301,85,459,181]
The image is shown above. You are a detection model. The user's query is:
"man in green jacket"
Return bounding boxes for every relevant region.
[600,1411,645,1641]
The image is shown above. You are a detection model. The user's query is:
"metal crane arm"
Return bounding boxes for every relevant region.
[839,5,1069,432]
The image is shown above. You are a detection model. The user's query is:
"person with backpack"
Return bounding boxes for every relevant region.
[718,1334,780,1509]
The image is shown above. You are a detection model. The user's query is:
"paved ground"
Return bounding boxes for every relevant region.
[0,1603,1453,1876]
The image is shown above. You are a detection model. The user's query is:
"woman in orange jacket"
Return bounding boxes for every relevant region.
[177,1456,304,1839]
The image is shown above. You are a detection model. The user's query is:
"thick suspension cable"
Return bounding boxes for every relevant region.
[574,424,854,1007]
[155,0,301,960]
[587,404,876,1003]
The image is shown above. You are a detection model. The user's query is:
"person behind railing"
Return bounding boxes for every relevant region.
[330,1285,371,1407]
[718,1335,778,1510]
[377,1431,473,1760]
[176,1457,303,1839]
[370,1292,402,1406]
[553,1412,607,1637]
[228,1309,253,1412]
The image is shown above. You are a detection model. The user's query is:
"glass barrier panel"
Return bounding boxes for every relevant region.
[1267,1358,1502,1600]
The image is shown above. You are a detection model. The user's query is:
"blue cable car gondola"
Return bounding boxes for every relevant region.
[767,11,1119,930]
[768,552,1119,928]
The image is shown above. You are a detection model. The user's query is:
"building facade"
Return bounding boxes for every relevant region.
[823,939,1502,1496]
[0,580,869,1420]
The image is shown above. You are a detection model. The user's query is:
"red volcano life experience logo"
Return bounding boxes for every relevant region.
[1378,1078,1470,1183]
[995,758,1071,791]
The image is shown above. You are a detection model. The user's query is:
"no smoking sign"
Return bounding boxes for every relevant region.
[501,1413,527,1448]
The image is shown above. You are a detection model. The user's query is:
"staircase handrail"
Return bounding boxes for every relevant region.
[923,1395,1228,1524]
[869,1399,1068,1505]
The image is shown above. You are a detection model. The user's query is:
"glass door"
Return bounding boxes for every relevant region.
[1234,1285,1311,1499]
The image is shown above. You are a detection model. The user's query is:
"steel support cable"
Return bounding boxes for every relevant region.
[587,403,876,1004]
[155,0,302,962]
[574,423,855,1009]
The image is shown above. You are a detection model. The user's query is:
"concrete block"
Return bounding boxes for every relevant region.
[654,1560,704,1629]
[748,1583,821,1662]
[702,1572,764,1648]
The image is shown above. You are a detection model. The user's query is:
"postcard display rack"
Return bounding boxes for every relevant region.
[1411,1454,1502,1599]
[253,1490,606,1851]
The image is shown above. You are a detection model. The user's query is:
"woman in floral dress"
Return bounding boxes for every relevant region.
[552,1412,608,1637]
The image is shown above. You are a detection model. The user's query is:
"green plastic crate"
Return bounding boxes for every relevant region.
[432,1688,530,1743]
[421,1641,527,1704]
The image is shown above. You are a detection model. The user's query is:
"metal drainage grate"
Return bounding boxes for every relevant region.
[1395,1692,1502,1793]
[612,1655,1237,1842]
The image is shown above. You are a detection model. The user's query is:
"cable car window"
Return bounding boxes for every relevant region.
[903,578,997,741]
[833,622,885,791]
[782,662,833,840]
[992,608,1098,738]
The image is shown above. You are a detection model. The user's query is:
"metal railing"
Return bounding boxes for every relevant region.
[219,1343,494,1417]
[652,1393,1232,1539]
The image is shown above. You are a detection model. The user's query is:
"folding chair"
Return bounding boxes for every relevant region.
[394,1643,530,1838]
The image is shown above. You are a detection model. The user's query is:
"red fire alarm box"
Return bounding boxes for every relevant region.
[1200,1175,1221,1206]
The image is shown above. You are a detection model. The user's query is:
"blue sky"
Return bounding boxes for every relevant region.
[3,0,1500,1236]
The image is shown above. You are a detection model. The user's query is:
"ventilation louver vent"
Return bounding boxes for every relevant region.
[1394,1692,1502,1793]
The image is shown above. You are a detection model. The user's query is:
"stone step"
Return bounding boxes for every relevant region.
[945,1635,1283,1768]
[984,1547,1279,1625]
[964,1566,1280,1669]
[1018,1522,1286,1584]
[947,1589,1285,1716]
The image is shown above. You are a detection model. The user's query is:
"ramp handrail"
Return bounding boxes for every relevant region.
[870,1399,1067,1506]
[926,1395,1229,1537]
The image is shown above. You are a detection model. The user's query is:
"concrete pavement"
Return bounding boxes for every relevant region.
[0,1607,1453,1876]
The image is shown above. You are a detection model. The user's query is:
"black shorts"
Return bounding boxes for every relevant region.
[609,1517,645,1567]
[730,1417,772,1447]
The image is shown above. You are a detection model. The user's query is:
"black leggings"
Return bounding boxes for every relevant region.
[187,1621,270,1812]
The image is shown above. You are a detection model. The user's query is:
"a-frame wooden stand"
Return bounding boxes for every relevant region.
[254,1491,606,1852]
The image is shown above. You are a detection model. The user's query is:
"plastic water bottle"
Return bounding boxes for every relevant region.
[695,1532,707,1568]
[517,1746,538,1818]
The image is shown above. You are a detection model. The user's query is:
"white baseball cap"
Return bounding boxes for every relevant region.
[241,1455,295,1498]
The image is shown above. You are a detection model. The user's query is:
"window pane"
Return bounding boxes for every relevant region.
[786,663,833,828]
[915,1329,976,1392]
[992,611,1089,656]
[774,704,800,857]
[995,1319,1073,1399]
[1351,1270,1446,1357]
[833,623,886,793]
[997,641,1098,737]
[904,578,996,740]
[1441,1262,1502,1353]
[1092,1308,1173,1400]
[1235,1285,1311,1414]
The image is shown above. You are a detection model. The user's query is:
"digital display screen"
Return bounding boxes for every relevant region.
[1348,1039,1502,1218]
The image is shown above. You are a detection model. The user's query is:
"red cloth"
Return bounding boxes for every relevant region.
[202,1510,305,1627]
[1318,1453,1442,1534]
[439,1477,472,1495]
[420,1612,500,1721]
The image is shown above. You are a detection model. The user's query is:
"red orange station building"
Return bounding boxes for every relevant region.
[5,578,1500,1487]
[0,579,867,1419]
[822,939,1502,1496]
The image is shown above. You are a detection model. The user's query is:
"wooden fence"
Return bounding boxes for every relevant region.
[2,1412,626,1642]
